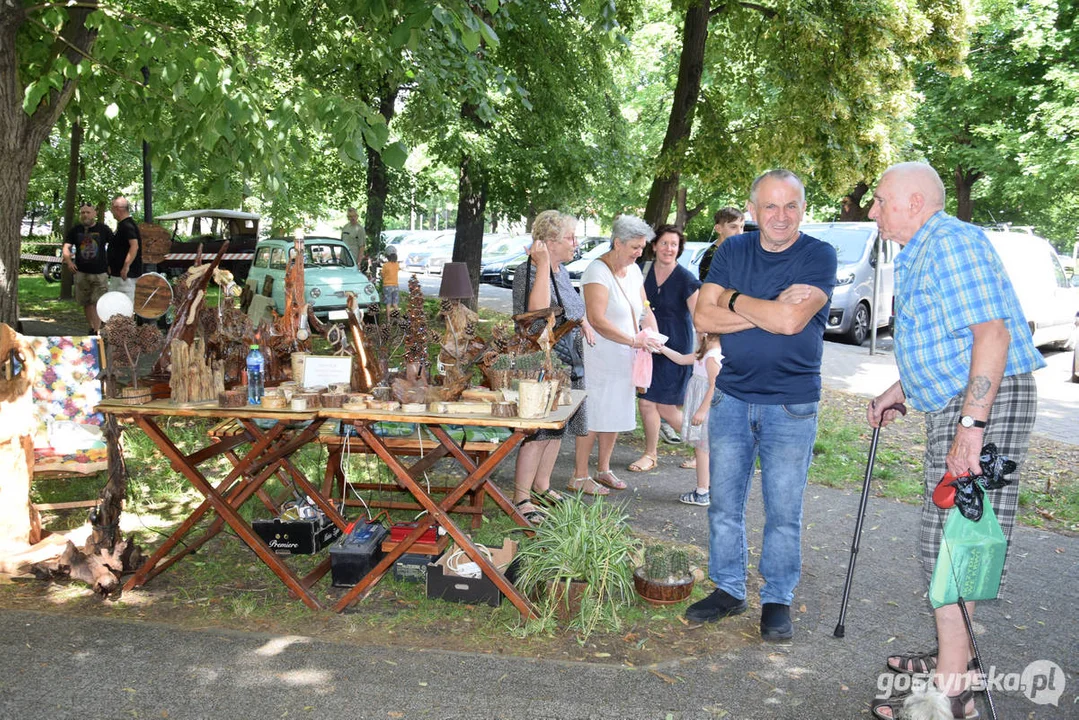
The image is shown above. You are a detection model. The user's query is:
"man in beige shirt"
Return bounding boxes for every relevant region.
[341,207,366,272]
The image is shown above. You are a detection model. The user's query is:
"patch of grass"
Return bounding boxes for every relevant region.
[17,275,84,328]
[810,404,923,504]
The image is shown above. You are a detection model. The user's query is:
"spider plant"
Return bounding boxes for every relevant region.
[514,495,640,639]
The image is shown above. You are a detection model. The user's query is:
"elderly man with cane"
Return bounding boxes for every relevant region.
[865,162,1043,719]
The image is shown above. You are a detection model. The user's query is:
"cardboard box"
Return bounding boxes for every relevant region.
[252,514,341,555]
[426,539,519,607]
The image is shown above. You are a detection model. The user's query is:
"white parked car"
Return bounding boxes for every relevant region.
[985,230,1079,349]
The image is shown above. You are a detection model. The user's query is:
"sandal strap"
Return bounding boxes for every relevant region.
[949,688,976,719]
[887,648,939,674]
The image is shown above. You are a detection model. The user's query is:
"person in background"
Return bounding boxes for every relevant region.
[63,203,113,333]
[575,215,662,495]
[658,333,723,505]
[511,210,594,521]
[107,196,142,301]
[341,207,366,272]
[686,169,836,643]
[865,162,1043,720]
[381,248,400,315]
[628,224,701,473]
[697,207,746,282]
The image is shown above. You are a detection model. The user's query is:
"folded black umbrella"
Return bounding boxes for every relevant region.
[933,443,1018,520]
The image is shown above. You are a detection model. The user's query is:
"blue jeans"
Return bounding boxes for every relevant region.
[707,390,819,606]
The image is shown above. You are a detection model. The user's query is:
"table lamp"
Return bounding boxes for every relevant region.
[439,262,474,300]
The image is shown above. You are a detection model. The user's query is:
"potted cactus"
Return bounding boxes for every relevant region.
[633,545,695,605]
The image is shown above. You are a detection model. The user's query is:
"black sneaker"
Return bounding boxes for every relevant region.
[760,603,793,641]
[685,588,747,623]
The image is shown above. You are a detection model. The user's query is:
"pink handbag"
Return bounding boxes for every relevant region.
[631,339,653,390]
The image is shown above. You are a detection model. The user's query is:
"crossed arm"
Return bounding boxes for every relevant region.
[693,282,829,336]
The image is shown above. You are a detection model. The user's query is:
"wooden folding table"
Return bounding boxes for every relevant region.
[322,390,585,618]
[98,399,346,610]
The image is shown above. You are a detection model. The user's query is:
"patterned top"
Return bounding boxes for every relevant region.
[893,211,1045,412]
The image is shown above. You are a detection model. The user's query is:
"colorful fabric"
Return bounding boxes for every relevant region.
[893,211,1045,412]
[27,335,107,475]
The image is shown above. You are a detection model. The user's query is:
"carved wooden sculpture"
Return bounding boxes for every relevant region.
[152,241,230,377]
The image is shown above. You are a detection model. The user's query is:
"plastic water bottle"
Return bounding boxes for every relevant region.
[246,344,264,405]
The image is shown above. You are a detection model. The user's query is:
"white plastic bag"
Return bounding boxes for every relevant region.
[46,419,103,454]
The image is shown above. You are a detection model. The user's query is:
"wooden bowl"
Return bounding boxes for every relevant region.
[260,394,288,410]
[218,389,247,408]
[320,392,346,408]
[632,567,694,606]
[296,392,321,408]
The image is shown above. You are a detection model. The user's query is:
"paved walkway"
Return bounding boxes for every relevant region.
[8,295,1076,719]
[2,453,1076,719]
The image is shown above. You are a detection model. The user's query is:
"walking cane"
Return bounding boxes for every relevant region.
[833,402,906,639]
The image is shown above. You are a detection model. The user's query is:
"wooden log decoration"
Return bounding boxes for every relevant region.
[279,236,306,341]
[29,404,145,595]
[169,338,220,403]
[346,293,379,391]
[153,240,231,377]
[0,324,41,549]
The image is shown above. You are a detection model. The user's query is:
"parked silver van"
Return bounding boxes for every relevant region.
[802,222,899,345]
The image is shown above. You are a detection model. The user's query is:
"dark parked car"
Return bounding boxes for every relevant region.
[156,209,261,283]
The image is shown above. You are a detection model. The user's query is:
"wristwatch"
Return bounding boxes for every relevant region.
[958,415,986,429]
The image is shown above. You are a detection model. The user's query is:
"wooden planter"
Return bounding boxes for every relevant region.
[545,578,588,623]
[633,567,694,605]
[120,386,153,405]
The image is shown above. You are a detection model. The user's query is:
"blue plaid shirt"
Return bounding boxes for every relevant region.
[893,212,1044,412]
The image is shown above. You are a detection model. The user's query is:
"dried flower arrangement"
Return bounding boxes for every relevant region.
[100,315,162,402]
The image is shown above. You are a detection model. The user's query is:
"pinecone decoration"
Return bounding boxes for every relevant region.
[401,275,430,370]
[440,298,452,314]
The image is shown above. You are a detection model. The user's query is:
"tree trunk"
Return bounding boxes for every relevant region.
[643,0,710,227]
[0,5,98,326]
[954,166,982,222]
[364,78,399,258]
[453,153,486,314]
[673,186,708,230]
[60,118,83,301]
[840,182,871,221]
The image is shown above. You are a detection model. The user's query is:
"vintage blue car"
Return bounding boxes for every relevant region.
[245,236,379,321]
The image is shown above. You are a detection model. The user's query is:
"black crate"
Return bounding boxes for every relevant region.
[252,514,341,555]
[426,540,518,607]
[329,522,389,587]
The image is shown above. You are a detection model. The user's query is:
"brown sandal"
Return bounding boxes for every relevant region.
[627,453,657,472]
[567,476,609,496]
[595,470,628,490]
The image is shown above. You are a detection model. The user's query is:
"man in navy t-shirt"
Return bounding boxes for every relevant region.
[685,169,837,642]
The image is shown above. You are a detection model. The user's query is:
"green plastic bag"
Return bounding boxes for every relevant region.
[929,502,1008,608]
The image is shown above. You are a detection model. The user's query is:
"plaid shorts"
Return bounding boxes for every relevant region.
[919,373,1037,596]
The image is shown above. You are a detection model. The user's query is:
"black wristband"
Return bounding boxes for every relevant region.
[728,291,741,312]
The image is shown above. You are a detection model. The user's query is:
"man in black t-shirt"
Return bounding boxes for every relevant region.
[697,207,746,282]
[107,195,142,300]
[63,203,113,332]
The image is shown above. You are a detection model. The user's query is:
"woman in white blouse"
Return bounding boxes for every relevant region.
[572,215,661,494]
